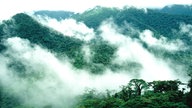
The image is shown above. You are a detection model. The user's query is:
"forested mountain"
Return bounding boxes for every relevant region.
[74,6,192,38]
[157,4,192,16]
[0,5,192,108]
[35,5,192,36]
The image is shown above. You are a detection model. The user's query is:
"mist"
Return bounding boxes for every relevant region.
[140,30,185,51]
[0,15,190,107]
[98,19,188,81]
[0,36,133,107]
[35,16,95,41]
[180,23,192,38]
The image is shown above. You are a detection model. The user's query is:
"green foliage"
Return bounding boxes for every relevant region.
[114,85,133,101]
[0,24,4,36]
[83,40,117,74]
[75,89,124,108]
[122,92,188,108]
[75,89,103,108]
[186,77,192,107]
[0,85,21,108]
[0,44,6,52]
[186,92,192,108]
[114,7,192,38]
[92,42,116,66]
[128,79,148,96]
[73,51,87,69]
[74,79,190,108]
[187,75,192,91]
[149,80,181,93]
[88,63,106,74]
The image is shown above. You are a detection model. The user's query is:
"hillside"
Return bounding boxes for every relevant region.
[73,6,192,74]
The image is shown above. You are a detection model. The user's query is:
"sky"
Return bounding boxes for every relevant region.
[0,0,192,20]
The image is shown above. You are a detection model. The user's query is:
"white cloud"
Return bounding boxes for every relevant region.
[35,16,95,41]
[99,19,188,81]
[140,30,185,51]
[180,23,192,37]
[82,45,92,62]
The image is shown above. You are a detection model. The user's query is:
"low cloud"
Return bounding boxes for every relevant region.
[179,23,192,38]
[82,45,92,63]
[34,16,95,41]
[99,19,188,81]
[140,30,185,51]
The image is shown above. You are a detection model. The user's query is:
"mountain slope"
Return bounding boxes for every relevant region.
[75,7,192,39]
[0,13,117,73]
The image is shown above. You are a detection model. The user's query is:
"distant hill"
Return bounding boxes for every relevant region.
[33,5,192,39]
[74,6,192,39]
[157,4,192,16]
[34,10,74,20]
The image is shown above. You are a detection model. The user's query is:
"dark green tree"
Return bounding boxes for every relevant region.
[149,80,181,93]
[128,79,148,96]
[114,85,133,101]
[186,76,192,107]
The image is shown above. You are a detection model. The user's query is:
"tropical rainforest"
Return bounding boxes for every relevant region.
[0,4,192,108]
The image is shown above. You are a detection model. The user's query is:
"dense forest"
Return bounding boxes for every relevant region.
[73,79,192,108]
[0,4,192,108]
